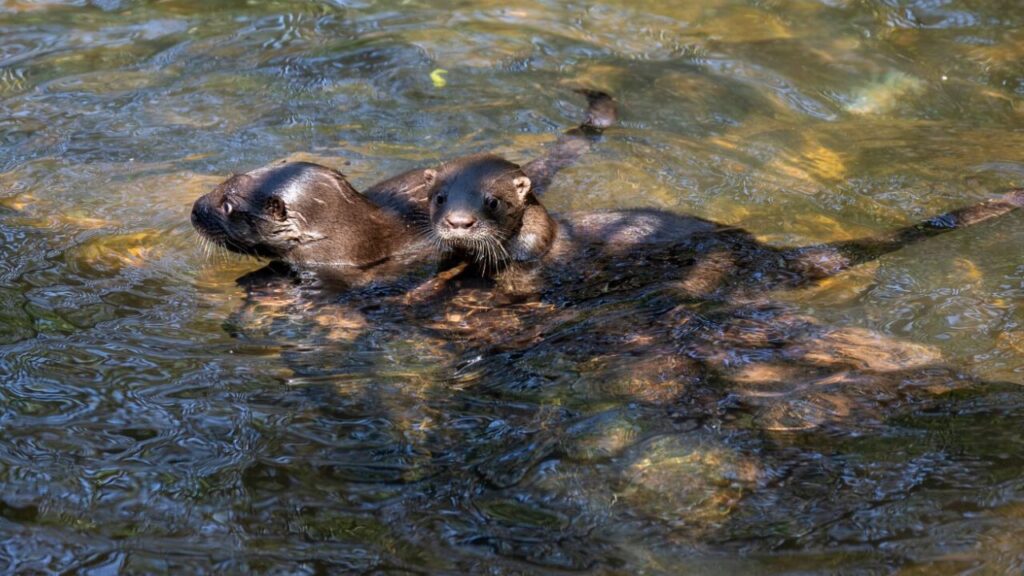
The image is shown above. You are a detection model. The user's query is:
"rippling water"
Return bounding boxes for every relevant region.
[2,0,1023,573]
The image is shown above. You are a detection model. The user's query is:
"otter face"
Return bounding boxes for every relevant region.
[425,155,532,264]
[190,162,353,261]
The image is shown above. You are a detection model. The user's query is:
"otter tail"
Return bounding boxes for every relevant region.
[782,189,1024,282]
[570,88,618,135]
[522,89,618,195]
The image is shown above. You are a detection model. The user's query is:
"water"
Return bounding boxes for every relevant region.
[2,0,1023,573]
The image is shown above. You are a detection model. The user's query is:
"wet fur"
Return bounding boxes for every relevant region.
[191,162,421,270]
[424,153,1024,298]
[190,90,618,282]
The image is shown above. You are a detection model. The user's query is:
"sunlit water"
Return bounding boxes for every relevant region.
[2,0,1023,573]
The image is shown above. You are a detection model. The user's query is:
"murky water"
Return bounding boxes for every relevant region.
[2,0,1023,573]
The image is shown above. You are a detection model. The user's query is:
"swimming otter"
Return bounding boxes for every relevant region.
[424,154,1024,299]
[190,161,426,276]
[190,89,617,277]
[423,154,558,293]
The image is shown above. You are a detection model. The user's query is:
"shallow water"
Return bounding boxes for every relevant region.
[2,0,1023,573]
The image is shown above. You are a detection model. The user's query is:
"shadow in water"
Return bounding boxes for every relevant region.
[218,216,1023,570]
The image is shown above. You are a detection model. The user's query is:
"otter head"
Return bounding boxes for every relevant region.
[191,161,397,267]
[424,154,534,266]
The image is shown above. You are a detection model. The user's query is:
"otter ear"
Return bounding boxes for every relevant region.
[265,196,287,221]
[423,169,437,187]
[512,175,532,201]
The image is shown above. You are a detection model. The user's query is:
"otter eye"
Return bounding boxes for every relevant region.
[487,197,500,211]
[435,194,446,206]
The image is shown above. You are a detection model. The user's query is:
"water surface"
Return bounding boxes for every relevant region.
[2,0,1023,573]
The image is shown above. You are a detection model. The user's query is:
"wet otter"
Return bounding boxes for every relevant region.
[190,161,428,286]
[424,154,558,293]
[425,154,1024,299]
[190,89,617,279]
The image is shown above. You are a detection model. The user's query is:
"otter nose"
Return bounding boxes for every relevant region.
[445,212,477,230]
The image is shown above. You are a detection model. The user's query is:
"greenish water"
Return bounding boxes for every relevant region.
[2,0,1024,573]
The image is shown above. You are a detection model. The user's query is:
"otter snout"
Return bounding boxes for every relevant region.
[191,193,216,231]
[444,212,478,230]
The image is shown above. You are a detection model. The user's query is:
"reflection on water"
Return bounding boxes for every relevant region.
[1,0,1023,573]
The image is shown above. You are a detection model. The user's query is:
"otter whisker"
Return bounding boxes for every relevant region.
[494,236,510,266]
[485,239,496,276]
[481,238,492,275]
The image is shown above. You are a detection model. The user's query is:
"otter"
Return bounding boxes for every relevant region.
[190,89,617,280]
[424,154,1024,299]
[190,161,429,287]
[423,154,558,294]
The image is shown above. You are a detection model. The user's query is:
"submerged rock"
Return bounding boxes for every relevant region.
[561,410,641,462]
[845,71,925,115]
[616,434,760,530]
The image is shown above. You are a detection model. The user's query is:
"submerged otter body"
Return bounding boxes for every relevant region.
[424,154,1024,300]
